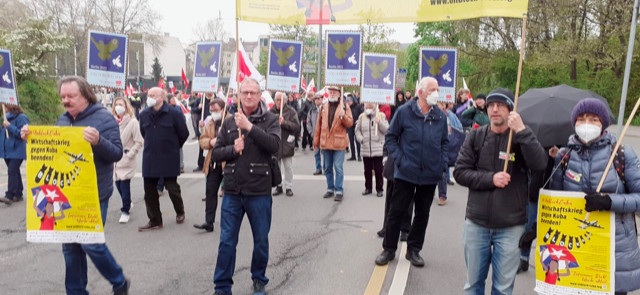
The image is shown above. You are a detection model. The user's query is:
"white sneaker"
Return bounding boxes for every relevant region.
[119,213,130,223]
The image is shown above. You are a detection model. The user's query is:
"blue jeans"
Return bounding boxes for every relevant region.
[115,180,131,214]
[520,201,537,260]
[463,219,524,295]
[4,158,23,199]
[63,198,126,295]
[437,171,447,199]
[214,194,272,294]
[314,148,322,171]
[322,150,345,194]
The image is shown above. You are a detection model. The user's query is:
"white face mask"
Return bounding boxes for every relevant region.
[114,105,125,116]
[426,91,439,106]
[146,97,157,108]
[365,109,373,115]
[211,111,222,121]
[575,123,602,143]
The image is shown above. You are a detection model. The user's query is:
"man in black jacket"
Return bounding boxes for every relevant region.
[211,78,281,295]
[453,88,547,295]
[298,91,315,151]
[270,92,300,196]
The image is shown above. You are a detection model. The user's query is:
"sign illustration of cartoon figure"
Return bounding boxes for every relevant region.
[539,244,577,285]
[31,185,71,231]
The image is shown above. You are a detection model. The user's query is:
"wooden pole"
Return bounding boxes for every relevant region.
[503,16,528,172]
[235,16,242,155]
[279,94,284,118]
[2,104,8,138]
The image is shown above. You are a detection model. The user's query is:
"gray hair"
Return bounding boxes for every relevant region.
[239,78,260,92]
[418,77,437,91]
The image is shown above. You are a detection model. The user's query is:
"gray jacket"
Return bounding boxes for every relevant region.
[306,104,322,138]
[355,112,388,157]
[551,132,640,292]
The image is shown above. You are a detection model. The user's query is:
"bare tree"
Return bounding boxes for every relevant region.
[192,10,228,42]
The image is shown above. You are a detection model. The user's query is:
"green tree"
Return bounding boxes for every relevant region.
[151,57,163,82]
[18,79,65,124]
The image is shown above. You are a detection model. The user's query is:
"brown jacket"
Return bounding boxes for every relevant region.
[199,115,228,175]
[313,100,353,151]
[114,115,144,180]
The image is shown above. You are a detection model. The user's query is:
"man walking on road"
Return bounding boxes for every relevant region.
[138,87,189,232]
[454,88,547,295]
[375,77,449,267]
[211,78,280,295]
[307,94,324,175]
[270,92,300,197]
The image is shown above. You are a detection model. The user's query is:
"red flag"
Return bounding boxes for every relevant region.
[181,68,189,89]
[142,84,146,92]
[158,78,165,89]
[301,76,307,91]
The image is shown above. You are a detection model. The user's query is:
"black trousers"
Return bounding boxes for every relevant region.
[301,120,312,149]
[363,156,384,192]
[204,164,223,225]
[197,145,204,169]
[383,179,436,252]
[382,179,412,233]
[143,177,185,225]
[346,127,360,159]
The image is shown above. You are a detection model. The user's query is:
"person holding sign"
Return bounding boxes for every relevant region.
[21,76,130,294]
[270,92,300,197]
[550,98,640,295]
[0,104,29,204]
[454,88,547,295]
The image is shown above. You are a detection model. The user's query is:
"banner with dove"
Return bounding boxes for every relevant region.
[86,30,128,89]
[419,46,458,104]
[0,49,18,105]
[26,126,103,244]
[324,31,362,87]
[266,39,304,93]
[192,42,222,93]
[360,52,396,105]
[534,189,614,295]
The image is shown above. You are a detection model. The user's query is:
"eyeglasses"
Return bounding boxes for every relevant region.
[240,91,260,97]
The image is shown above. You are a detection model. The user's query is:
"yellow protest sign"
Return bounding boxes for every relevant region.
[535,189,614,295]
[237,0,528,25]
[26,126,104,244]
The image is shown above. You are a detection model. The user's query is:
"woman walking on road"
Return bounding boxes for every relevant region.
[0,104,28,204]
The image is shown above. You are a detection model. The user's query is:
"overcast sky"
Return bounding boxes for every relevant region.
[155,0,419,45]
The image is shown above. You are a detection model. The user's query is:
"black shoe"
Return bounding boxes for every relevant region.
[286,189,293,197]
[323,191,334,198]
[0,197,12,205]
[400,231,408,242]
[8,196,23,202]
[357,156,362,162]
[376,191,384,197]
[447,180,455,185]
[517,259,529,274]
[273,186,283,196]
[375,250,395,265]
[405,249,425,267]
[362,189,372,195]
[347,157,356,161]
[376,228,385,238]
[193,223,214,232]
[253,279,266,295]
[192,167,203,172]
[313,169,323,175]
[334,193,343,202]
[114,277,130,295]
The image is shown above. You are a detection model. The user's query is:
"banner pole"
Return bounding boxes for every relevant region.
[2,104,8,138]
[236,16,243,155]
[503,16,527,172]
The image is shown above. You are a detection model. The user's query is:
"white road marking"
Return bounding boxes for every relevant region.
[388,242,410,295]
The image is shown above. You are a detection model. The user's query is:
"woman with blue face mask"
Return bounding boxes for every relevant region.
[0,104,29,204]
[550,98,640,295]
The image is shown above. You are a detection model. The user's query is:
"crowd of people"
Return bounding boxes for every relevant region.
[2,74,640,295]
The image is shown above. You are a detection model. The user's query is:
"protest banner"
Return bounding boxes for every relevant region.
[86,30,128,89]
[192,42,222,93]
[26,126,104,244]
[266,39,304,93]
[360,52,396,105]
[419,46,458,103]
[535,189,615,295]
[324,31,362,87]
[0,49,18,105]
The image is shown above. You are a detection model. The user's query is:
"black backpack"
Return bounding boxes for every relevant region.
[558,145,627,191]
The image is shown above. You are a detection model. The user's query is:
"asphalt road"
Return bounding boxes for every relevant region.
[2,123,640,295]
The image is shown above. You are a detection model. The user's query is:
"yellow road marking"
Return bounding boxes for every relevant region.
[364,264,388,295]
[0,182,6,187]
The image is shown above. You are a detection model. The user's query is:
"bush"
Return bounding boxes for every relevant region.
[18,79,64,125]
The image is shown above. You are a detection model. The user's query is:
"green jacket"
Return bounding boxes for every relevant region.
[461,106,489,126]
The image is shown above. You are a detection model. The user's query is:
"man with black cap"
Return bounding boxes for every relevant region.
[454,88,547,294]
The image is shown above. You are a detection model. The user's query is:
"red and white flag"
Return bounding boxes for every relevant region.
[229,42,264,90]
[307,78,316,93]
[181,68,189,89]
[158,78,165,90]
[462,77,472,99]
[301,76,307,92]
[217,86,225,100]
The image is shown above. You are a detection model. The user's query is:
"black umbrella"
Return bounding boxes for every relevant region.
[517,84,616,147]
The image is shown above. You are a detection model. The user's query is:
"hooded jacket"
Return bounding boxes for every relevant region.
[551,132,640,292]
[56,103,123,200]
[270,104,300,158]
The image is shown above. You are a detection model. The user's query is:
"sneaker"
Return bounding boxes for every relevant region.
[119,213,130,224]
[438,197,447,206]
[253,279,266,295]
[334,193,343,202]
[114,277,130,295]
[0,197,12,205]
[8,196,23,202]
[376,191,384,197]
[323,191,334,198]
[285,189,293,197]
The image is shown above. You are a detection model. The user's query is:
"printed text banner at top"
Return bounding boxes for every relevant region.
[237,0,528,25]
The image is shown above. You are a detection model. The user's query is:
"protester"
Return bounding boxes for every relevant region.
[194,98,227,232]
[461,93,489,128]
[196,94,213,171]
[550,98,640,295]
[286,93,300,150]
[0,104,28,204]
[313,85,353,201]
[346,94,363,161]
[390,90,407,121]
[138,87,189,232]
[270,92,300,196]
[435,101,463,206]
[307,94,323,175]
[355,103,388,197]
[405,90,412,100]
[454,88,547,294]
[377,156,413,242]
[21,76,130,294]
[374,77,449,267]
[190,93,203,140]
[211,78,280,295]
[454,88,473,128]
[298,91,315,152]
[112,97,143,224]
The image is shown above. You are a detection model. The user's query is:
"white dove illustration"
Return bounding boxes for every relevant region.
[442,70,452,82]
[112,55,122,68]
[348,53,357,65]
[289,61,298,73]
[210,61,217,72]
[2,72,10,84]
[383,73,391,85]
